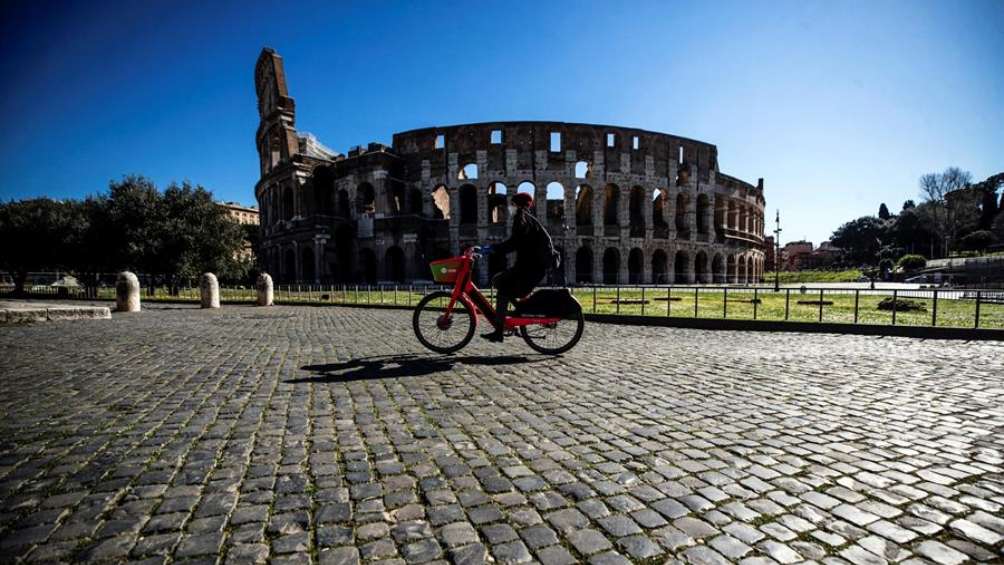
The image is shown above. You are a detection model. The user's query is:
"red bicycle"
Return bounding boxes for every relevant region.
[413,247,584,355]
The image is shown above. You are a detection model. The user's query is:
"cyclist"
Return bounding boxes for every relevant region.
[480,192,557,342]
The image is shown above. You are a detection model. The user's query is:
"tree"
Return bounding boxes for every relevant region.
[91,176,165,276]
[992,212,1004,243]
[156,182,251,286]
[878,203,891,220]
[0,199,88,295]
[830,216,886,265]
[887,205,933,255]
[1,177,252,294]
[918,167,973,257]
[896,254,927,271]
[902,200,915,211]
[960,230,996,253]
[919,167,972,202]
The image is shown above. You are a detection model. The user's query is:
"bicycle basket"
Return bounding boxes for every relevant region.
[430,257,464,283]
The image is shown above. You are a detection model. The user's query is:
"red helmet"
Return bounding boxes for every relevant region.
[512,192,534,208]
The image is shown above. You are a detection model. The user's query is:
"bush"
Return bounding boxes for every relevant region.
[877,297,926,312]
[960,230,996,252]
[896,254,927,271]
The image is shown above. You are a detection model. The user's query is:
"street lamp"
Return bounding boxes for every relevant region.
[773,209,782,292]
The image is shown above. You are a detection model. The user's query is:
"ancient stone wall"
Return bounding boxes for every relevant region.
[253,49,765,286]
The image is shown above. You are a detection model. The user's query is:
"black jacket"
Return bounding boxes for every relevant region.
[494,208,555,272]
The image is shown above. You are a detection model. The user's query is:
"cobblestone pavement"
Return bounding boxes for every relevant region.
[1,304,1002,564]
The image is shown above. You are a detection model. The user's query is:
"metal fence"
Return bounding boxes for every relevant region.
[3,282,1002,330]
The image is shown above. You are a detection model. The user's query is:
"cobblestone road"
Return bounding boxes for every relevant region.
[1,305,1002,564]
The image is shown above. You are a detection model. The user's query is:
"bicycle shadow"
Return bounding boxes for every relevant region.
[290,353,547,383]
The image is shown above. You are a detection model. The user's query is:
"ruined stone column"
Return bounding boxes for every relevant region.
[592,246,604,284]
[643,190,654,240]
[115,271,140,312]
[256,273,274,306]
[563,239,576,285]
[200,273,220,309]
[592,190,604,238]
[686,193,697,241]
[618,246,629,285]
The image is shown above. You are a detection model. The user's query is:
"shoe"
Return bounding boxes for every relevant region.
[480,331,504,343]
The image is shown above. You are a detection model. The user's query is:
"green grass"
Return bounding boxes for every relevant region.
[762,269,864,283]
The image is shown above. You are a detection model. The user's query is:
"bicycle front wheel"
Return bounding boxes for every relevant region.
[413,291,477,354]
[519,310,584,355]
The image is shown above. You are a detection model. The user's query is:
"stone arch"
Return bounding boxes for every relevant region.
[747,256,755,283]
[714,196,726,234]
[359,248,377,283]
[284,248,296,282]
[727,200,737,229]
[517,181,535,198]
[282,185,294,221]
[356,182,376,214]
[652,249,669,284]
[546,182,564,224]
[737,254,747,283]
[313,167,335,215]
[740,205,749,233]
[574,161,590,179]
[602,247,620,284]
[459,184,477,225]
[604,184,620,226]
[696,194,710,235]
[653,189,668,227]
[409,188,423,215]
[488,182,507,224]
[575,185,593,226]
[727,255,737,284]
[431,185,450,220]
[386,180,405,214]
[628,248,644,284]
[337,189,350,217]
[695,251,709,283]
[629,186,646,237]
[712,253,725,283]
[302,246,315,282]
[334,224,354,283]
[674,250,689,284]
[576,247,593,283]
[675,192,689,236]
[385,246,405,282]
[459,163,478,180]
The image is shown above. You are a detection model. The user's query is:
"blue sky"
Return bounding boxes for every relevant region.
[1,0,1001,245]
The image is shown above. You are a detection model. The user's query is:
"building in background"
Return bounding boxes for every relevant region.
[253,48,766,285]
[216,201,260,225]
[801,240,842,269]
[782,240,813,271]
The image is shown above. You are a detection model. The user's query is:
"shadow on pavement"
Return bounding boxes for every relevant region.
[291,353,547,383]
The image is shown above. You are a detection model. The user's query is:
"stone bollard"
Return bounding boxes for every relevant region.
[200,273,220,309]
[115,271,141,312]
[256,273,274,306]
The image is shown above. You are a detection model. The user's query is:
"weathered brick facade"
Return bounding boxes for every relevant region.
[255,48,766,285]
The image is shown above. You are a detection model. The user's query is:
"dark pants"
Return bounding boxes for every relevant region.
[491,267,545,331]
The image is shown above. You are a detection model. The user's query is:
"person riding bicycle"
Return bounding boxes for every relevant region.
[480,192,557,342]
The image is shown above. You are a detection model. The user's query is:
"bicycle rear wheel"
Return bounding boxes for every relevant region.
[413,291,477,354]
[519,310,584,355]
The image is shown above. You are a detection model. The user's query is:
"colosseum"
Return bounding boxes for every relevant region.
[255,48,766,286]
